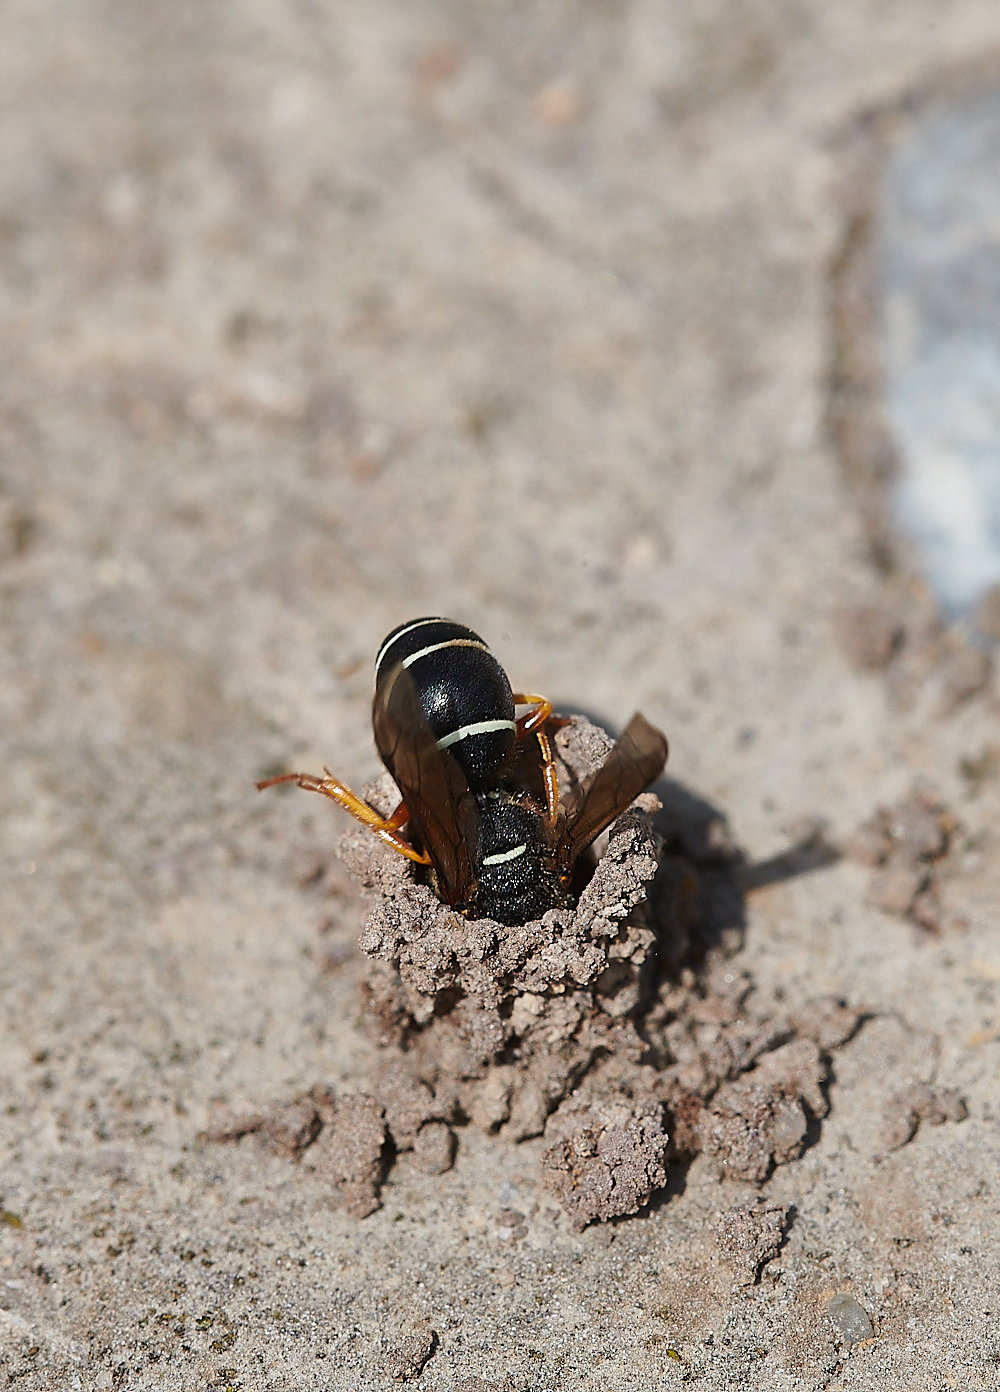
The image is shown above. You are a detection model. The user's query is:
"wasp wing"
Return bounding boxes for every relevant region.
[372,663,479,907]
[556,712,668,872]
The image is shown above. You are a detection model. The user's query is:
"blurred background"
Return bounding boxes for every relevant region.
[2,0,898,838]
[4,2,998,835]
[4,3,1000,1388]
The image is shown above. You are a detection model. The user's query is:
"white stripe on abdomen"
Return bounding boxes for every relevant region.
[400,637,488,672]
[374,619,452,683]
[482,843,526,866]
[436,718,516,750]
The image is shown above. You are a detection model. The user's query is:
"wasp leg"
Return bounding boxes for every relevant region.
[534,730,559,828]
[382,798,411,832]
[513,692,552,736]
[255,770,431,865]
[512,694,563,825]
[513,693,572,738]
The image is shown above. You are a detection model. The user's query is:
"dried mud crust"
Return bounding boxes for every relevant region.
[205,1087,391,1219]
[346,718,662,1025]
[539,1083,669,1231]
[383,1329,437,1381]
[341,719,662,1145]
[213,718,963,1229]
[878,1082,968,1151]
[323,716,868,1226]
[715,1197,791,1287]
[848,788,958,931]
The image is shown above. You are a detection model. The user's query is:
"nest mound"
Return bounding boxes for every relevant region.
[329,716,860,1226]
[215,717,877,1228]
[339,718,662,1142]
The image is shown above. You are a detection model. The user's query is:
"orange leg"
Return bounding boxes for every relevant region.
[513,692,552,737]
[256,770,431,865]
[513,693,563,825]
[534,730,559,828]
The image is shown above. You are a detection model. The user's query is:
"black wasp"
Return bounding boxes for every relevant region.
[258,618,668,927]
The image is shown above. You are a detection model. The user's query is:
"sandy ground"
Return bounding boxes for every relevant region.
[3,2,1000,1389]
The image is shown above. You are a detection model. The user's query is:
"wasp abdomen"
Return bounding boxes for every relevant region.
[374,617,516,791]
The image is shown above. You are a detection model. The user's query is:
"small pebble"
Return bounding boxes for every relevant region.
[826,1292,873,1346]
[411,1121,455,1175]
[384,1329,436,1381]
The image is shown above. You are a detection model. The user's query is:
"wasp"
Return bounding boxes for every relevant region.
[258,617,668,927]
